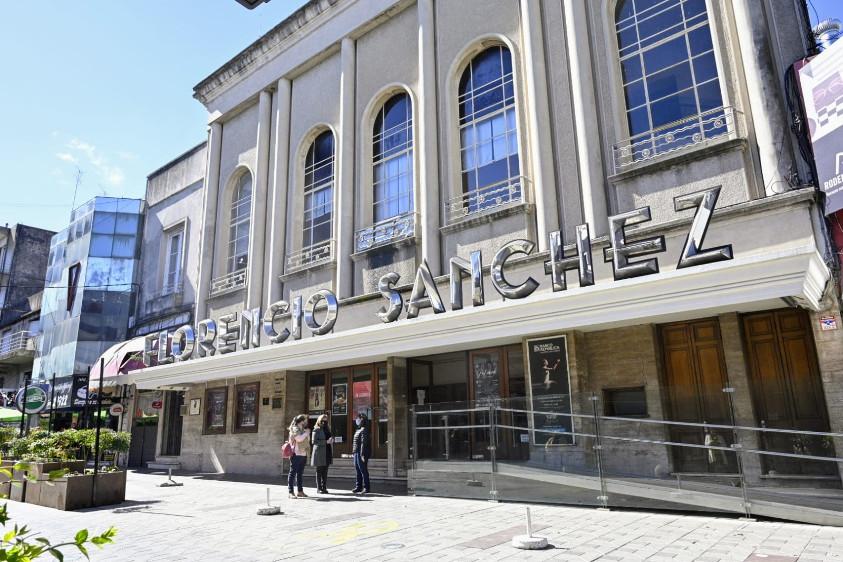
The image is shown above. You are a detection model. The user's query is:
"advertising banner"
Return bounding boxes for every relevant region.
[526,335,573,445]
[799,39,843,214]
[51,375,90,410]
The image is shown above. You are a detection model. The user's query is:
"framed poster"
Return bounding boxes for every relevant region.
[234,382,259,433]
[331,383,347,415]
[526,335,574,446]
[308,385,325,411]
[189,398,201,416]
[471,349,501,406]
[204,387,228,435]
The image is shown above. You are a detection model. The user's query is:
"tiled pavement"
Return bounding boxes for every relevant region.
[6,471,843,561]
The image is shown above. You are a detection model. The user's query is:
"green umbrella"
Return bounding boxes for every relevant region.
[0,408,22,423]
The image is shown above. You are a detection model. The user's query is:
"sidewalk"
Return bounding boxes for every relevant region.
[7,471,843,561]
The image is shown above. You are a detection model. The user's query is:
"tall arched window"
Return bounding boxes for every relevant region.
[373,93,413,223]
[616,0,725,163]
[457,45,520,217]
[228,172,252,273]
[303,130,334,251]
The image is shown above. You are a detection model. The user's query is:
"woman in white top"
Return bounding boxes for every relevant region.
[287,414,311,498]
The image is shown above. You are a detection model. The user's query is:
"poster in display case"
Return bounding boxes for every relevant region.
[526,335,574,445]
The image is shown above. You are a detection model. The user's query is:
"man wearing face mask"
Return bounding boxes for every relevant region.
[351,412,371,494]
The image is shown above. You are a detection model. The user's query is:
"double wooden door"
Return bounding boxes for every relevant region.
[742,309,834,475]
[659,319,736,473]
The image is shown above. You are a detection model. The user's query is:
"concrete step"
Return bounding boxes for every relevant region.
[147,457,181,472]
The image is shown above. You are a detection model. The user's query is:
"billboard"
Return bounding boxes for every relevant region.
[799,38,843,214]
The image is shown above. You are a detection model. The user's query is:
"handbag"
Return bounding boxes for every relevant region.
[281,439,295,459]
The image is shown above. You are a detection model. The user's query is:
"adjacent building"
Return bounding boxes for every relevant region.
[116,0,843,520]
[0,224,54,396]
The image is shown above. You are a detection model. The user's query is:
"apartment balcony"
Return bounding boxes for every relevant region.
[444,176,525,224]
[285,239,334,274]
[354,212,417,253]
[143,280,185,316]
[0,331,37,364]
[209,269,247,298]
[612,106,740,172]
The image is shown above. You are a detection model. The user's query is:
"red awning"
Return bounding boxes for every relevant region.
[88,337,146,391]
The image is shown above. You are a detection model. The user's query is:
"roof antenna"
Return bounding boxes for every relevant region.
[71,167,84,211]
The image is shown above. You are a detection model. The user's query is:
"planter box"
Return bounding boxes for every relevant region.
[29,460,86,481]
[24,479,43,506]
[0,460,15,499]
[39,475,93,511]
[93,471,126,507]
[9,471,25,503]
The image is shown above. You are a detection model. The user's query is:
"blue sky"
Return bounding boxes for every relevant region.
[1,0,841,233]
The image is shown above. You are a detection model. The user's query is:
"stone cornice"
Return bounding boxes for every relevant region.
[193,0,343,106]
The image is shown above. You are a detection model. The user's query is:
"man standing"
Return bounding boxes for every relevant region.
[351,412,371,494]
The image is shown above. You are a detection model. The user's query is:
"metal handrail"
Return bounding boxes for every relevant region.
[286,239,334,272]
[444,176,526,223]
[209,269,247,298]
[354,212,416,253]
[0,331,36,356]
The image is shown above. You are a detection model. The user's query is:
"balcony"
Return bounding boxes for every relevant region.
[286,239,334,274]
[445,176,525,224]
[354,212,416,253]
[0,331,37,363]
[143,280,185,316]
[612,106,739,172]
[209,269,247,298]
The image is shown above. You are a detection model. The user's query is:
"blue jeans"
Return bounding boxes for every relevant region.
[288,455,306,492]
[353,452,370,491]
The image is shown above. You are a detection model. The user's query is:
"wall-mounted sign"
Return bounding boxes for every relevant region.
[189,398,201,415]
[331,383,347,415]
[799,38,843,214]
[308,386,325,411]
[820,315,838,331]
[108,403,125,416]
[15,384,50,415]
[526,335,573,446]
[143,189,733,368]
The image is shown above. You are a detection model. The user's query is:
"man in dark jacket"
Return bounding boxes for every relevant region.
[351,412,371,494]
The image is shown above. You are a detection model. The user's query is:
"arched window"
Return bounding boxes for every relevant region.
[458,45,520,216]
[373,93,413,223]
[228,172,252,273]
[616,0,725,163]
[303,130,334,250]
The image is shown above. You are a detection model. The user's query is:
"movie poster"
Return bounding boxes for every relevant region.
[331,383,347,415]
[308,385,325,412]
[526,335,574,445]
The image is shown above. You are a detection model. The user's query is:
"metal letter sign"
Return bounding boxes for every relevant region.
[674,187,733,268]
[141,191,733,368]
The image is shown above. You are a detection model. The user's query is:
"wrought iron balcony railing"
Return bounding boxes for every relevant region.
[209,269,247,298]
[354,212,417,253]
[286,239,335,273]
[444,176,525,224]
[612,106,739,171]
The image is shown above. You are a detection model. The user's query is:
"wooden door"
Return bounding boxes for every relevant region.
[660,319,736,473]
[742,309,834,475]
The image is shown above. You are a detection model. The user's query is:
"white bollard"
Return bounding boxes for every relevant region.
[511,507,548,550]
[256,487,282,516]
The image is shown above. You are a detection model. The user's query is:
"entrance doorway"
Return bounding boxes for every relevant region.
[659,318,736,474]
[305,363,387,458]
[742,309,835,476]
[161,391,184,457]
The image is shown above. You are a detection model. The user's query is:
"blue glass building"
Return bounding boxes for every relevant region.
[34,197,145,379]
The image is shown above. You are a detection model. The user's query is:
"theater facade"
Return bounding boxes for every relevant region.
[122,0,843,508]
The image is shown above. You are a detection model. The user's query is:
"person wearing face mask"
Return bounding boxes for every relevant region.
[351,412,371,494]
[310,413,334,494]
[287,414,311,499]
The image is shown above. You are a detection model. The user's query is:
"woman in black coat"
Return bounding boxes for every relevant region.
[310,414,333,493]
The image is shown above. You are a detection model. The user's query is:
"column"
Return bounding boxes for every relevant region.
[732,0,794,196]
[520,0,559,250]
[335,37,356,299]
[563,0,608,236]
[418,0,441,273]
[195,121,223,320]
[247,90,273,310]
[387,357,409,478]
[267,78,292,305]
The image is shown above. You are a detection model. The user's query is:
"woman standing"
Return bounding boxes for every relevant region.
[351,412,371,495]
[287,414,311,499]
[310,414,333,494]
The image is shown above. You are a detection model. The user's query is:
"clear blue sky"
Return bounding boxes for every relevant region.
[0,0,841,233]
[0,0,301,233]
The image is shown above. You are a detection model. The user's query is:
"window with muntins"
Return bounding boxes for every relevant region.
[163,228,183,294]
[373,93,414,223]
[616,0,725,162]
[458,45,520,217]
[228,173,252,273]
[303,131,334,250]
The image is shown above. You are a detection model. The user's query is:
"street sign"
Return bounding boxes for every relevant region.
[15,385,50,414]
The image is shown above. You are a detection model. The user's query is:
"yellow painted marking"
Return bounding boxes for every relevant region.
[299,519,401,545]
